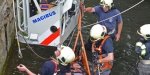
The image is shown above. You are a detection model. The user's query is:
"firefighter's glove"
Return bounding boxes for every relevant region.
[93,60,100,64]
[92,52,98,58]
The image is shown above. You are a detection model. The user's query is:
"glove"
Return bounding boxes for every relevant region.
[93,60,100,64]
[92,52,98,57]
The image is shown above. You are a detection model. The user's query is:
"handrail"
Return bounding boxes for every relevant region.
[33,0,42,13]
[17,0,25,32]
[13,0,23,58]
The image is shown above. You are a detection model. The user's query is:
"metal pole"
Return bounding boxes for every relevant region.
[33,0,42,13]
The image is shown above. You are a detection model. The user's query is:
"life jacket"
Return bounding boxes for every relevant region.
[39,0,56,11]
[94,35,112,71]
[51,60,58,73]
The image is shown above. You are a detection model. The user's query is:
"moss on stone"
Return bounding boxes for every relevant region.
[0,36,15,75]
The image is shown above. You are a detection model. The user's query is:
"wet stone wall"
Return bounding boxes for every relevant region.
[0,0,16,74]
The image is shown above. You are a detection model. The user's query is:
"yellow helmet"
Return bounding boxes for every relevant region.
[57,45,75,66]
[137,24,150,40]
[90,24,107,42]
[99,0,113,9]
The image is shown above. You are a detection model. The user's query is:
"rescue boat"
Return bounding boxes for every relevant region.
[16,0,84,46]
[14,0,95,75]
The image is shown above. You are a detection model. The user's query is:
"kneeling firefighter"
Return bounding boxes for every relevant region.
[89,24,114,75]
[135,24,150,75]
[17,45,75,75]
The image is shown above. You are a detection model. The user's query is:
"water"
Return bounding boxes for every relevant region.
[3,0,150,75]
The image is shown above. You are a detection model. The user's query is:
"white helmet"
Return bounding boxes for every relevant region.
[57,45,75,66]
[99,0,113,9]
[137,24,150,40]
[90,24,107,42]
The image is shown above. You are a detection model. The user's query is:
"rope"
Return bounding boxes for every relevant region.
[67,28,76,46]
[12,0,52,60]
[13,0,23,58]
[0,0,24,58]
[21,35,52,60]
[82,0,144,28]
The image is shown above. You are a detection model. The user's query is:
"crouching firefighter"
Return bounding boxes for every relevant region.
[135,24,150,75]
[88,24,114,75]
[17,45,75,75]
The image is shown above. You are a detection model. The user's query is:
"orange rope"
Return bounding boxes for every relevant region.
[73,31,80,52]
[72,2,91,75]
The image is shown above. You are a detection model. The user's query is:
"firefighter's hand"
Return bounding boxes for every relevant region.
[92,42,95,47]
[92,43,95,52]
[17,64,28,72]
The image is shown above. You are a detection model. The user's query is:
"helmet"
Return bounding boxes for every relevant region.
[57,45,75,66]
[99,0,113,9]
[137,24,150,40]
[90,24,107,42]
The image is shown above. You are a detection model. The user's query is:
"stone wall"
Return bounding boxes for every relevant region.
[0,0,16,74]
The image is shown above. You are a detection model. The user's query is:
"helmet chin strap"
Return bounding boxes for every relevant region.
[57,44,61,50]
[53,54,57,59]
[104,8,112,13]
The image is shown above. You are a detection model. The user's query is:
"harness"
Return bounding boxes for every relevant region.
[39,0,56,11]
[94,35,112,71]
[51,60,58,73]
[108,28,115,35]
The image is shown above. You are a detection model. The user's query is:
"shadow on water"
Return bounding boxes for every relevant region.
[3,0,150,75]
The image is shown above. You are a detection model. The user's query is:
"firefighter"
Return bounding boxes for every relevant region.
[84,0,123,41]
[135,24,150,75]
[17,45,75,75]
[89,24,114,75]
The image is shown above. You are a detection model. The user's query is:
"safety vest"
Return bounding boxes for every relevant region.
[94,35,112,71]
[51,60,58,73]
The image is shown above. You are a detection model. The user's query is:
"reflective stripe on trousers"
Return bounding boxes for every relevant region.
[140,60,150,64]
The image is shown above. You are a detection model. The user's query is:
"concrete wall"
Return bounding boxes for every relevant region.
[0,0,16,74]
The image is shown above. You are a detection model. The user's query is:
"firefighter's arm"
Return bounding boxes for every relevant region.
[116,21,123,41]
[98,53,114,63]
[92,43,95,52]
[84,7,95,13]
[17,64,36,75]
